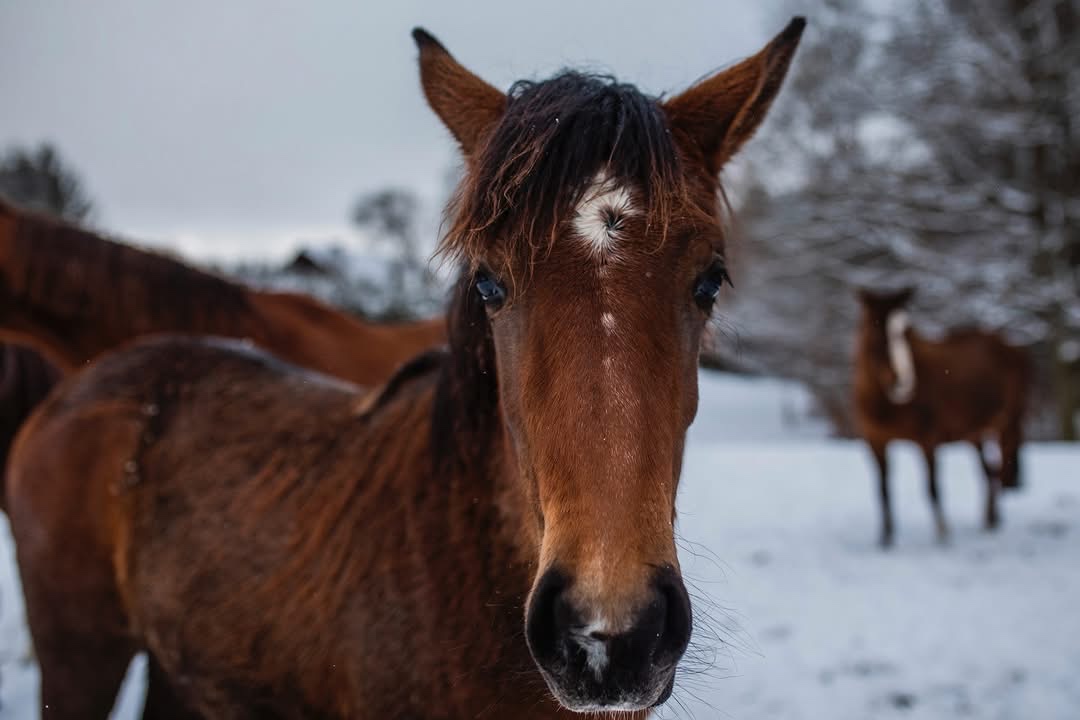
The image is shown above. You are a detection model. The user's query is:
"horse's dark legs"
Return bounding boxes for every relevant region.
[976,440,1001,531]
[999,418,1024,491]
[870,440,893,548]
[984,471,1001,532]
[922,444,948,543]
[975,439,998,476]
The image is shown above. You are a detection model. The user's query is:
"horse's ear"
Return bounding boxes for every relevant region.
[663,17,805,175]
[896,286,915,305]
[413,28,506,158]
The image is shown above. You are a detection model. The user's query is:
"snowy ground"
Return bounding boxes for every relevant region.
[2,372,1077,719]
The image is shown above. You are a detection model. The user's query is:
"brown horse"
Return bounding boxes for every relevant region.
[8,20,804,718]
[0,198,446,382]
[853,287,1030,547]
[0,343,59,512]
[0,200,445,510]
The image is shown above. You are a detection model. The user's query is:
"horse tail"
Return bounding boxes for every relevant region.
[0,200,257,370]
[0,343,61,513]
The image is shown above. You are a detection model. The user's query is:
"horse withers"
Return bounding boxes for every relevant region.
[8,20,805,718]
[853,287,1030,547]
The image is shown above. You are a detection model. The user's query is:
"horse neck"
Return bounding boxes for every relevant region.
[332,361,541,701]
[856,312,892,366]
[428,353,539,578]
[409,315,543,653]
[247,291,446,387]
[0,210,262,368]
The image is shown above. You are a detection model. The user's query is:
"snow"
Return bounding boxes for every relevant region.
[2,372,1078,719]
[667,441,1080,720]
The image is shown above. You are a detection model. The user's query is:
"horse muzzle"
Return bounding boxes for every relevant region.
[525,565,691,712]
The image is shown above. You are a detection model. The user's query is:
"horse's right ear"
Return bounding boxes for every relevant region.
[413,28,506,158]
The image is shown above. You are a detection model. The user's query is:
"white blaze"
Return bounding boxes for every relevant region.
[573,173,638,257]
[886,310,916,404]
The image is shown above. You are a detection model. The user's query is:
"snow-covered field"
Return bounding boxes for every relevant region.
[1,372,1077,719]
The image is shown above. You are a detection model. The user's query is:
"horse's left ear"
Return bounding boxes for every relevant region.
[663,17,805,175]
[413,28,507,158]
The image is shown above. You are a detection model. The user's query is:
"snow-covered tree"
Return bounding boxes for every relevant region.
[712,0,1080,438]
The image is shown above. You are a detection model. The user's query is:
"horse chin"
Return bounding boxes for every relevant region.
[652,674,677,706]
[538,666,676,714]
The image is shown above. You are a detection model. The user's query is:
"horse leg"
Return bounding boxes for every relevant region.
[870,440,893,548]
[15,542,136,719]
[976,440,1001,531]
[922,444,948,544]
[999,417,1023,492]
[975,438,999,479]
[9,432,139,720]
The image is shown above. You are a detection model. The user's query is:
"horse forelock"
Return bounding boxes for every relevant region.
[438,72,691,275]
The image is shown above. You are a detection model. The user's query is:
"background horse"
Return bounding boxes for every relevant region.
[6,20,804,719]
[0,200,445,509]
[0,344,58,512]
[0,199,446,381]
[853,287,1030,547]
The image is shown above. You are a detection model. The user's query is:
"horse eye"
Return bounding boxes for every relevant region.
[694,265,731,310]
[475,273,507,308]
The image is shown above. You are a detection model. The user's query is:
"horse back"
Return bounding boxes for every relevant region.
[6,336,399,715]
[855,327,1029,445]
[9,335,553,716]
[912,331,1026,440]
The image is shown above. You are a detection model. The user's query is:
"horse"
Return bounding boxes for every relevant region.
[0,198,446,382]
[0,343,59,512]
[7,20,805,718]
[0,200,446,510]
[853,287,1030,547]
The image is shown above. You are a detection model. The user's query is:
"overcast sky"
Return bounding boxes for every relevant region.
[1,1,794,260]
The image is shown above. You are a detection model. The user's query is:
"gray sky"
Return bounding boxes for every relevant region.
[1,1,788,260]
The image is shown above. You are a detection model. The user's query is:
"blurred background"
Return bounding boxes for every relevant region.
[1,1,1078,718]
[3,0,1076,439]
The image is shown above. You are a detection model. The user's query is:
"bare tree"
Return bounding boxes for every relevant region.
[351,187,442,320]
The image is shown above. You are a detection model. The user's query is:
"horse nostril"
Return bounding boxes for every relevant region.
[526,568,572,666]
[652,568,692,667]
